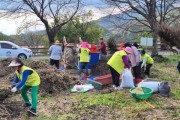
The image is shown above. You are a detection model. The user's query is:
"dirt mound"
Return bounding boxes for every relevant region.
[0,60,82,97]
[37,69,81,96]
[26,61,82,96]
[91,61,110,76]
[0,58,14,77]
[27,60,55,70]
[0,80,12,102]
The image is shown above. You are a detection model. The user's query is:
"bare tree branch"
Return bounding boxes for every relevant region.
[0,0,82,44]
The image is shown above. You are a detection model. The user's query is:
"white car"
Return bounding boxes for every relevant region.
[0,41,32,59]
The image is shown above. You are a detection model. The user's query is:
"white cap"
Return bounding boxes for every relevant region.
[8,60,21,67]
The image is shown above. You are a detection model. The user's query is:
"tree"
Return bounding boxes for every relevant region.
[0,32,9,40]
[106,0,180,56]
[157,24,180,49]
[56,11,104,43]
[0,0,81,44]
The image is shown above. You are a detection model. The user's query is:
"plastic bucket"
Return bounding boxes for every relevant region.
[87,53,100,69]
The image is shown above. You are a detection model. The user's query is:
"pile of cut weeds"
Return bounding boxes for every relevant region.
[0,101,25,120]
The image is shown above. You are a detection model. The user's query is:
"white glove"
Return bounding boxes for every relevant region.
[11,87,17,93]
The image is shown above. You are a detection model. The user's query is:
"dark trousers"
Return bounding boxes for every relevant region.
[144,64,152,76]
[78,62,89,76]
[99,53,107,61]
[109,66,120,87]
[132,62,142,79]
[50,59,59,69]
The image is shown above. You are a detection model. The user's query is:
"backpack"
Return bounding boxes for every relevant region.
[158,82,170,97]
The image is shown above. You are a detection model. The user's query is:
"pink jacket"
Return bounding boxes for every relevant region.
[128,46,141,67]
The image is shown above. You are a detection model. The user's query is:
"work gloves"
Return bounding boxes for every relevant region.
[11,87,17,93]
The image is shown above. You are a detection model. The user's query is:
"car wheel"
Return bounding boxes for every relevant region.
[18,53,27,60]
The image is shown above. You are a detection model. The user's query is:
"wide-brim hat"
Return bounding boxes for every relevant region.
[80,42,89,48]
[54,40,61,45]
[8,60,21,67]
[124,47,132,54]
[120,42,125,47]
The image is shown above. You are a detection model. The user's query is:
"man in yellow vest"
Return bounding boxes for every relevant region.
[141,50,154,77]
[9,58,40,116]
[78,42,90,80]
[107,47,132,90]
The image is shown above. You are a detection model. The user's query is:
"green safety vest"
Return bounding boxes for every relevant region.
[16,66,40,86]
[80,47,90,62]
[107,50,127,73]
[142,53,154,64]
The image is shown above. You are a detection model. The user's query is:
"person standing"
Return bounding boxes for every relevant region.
[119,42,125,51]
[9,58,40,116]
[98,37,107,61]
[76,37,83,69]
[78,42,90,80]
[48,40,62,69]
[125,42,142,79]
[107,47,132,90]
[141,50,154,77]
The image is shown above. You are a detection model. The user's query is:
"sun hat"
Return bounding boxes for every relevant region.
[80,42,89,48]
[124,47,132,54]
[8,59,21,67]
[120,42,125,47]
[54,40,61,45]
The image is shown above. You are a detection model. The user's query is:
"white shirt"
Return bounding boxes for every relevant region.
[48,45,62,60]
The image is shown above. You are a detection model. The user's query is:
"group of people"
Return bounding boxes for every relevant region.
[76,37,107,80]
[7,37,107,116]
[108,42,154,90]
[8,39,154,116]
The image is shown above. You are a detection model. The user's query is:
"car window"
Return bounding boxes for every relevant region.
[1,43,16,49]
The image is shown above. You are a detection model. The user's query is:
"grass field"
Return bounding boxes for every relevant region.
[34,55,180,120]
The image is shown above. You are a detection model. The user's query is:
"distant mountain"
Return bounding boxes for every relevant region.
[97,10,143,28]
[0,32,7,36]
[95,11,144,42]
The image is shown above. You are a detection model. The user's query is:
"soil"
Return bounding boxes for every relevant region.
[1,80,179,120]
[0,59,179,120]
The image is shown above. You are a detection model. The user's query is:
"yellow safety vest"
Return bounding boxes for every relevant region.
[16,66,40,86]
[142,53,154,64]
[107,50,127,73]
[80,47,90,62]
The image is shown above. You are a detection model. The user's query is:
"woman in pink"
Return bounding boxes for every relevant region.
[124,42,142,79]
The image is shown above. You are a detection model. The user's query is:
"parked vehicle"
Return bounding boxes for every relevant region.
[0,41,32,59]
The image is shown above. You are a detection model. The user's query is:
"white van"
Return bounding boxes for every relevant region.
[0,41,32,59]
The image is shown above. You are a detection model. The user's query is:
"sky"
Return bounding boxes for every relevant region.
[0,0,120,35]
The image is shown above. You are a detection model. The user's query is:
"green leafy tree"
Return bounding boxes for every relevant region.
[0,33,9,40]
[57,11,104,43]
[136,32,152,43]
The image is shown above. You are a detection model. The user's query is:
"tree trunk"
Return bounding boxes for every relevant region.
[151,31,159,56]
[46,30,55,45]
